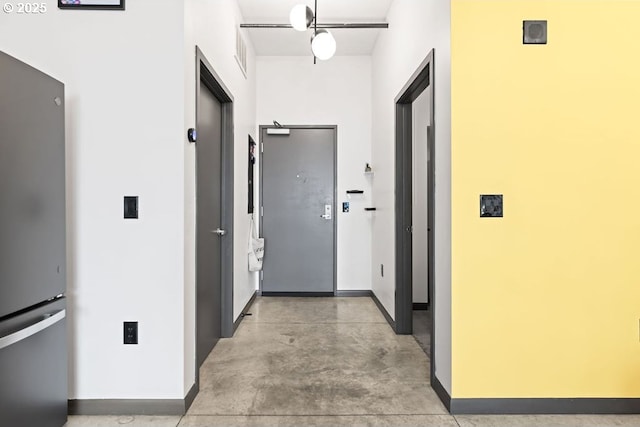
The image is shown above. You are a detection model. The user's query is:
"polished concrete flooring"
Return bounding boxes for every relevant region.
[412,308,431,357]
[66,297,640,427]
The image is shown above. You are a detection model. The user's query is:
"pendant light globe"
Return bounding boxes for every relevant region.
[311,29,336,60]
[290,4,314,31]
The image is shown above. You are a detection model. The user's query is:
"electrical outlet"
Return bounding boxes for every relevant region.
[381,264,384,277]
[124,321,138,345]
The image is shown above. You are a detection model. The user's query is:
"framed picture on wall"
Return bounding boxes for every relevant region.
[58,0,125,10]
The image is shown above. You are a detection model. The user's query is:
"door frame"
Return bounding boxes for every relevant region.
[258,125,338,296]
[195,46,234,358]
[394,50,436,373]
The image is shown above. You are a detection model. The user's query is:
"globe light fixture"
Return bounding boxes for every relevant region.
[289,4,314,31]
[242,1,389,64]
[311,29,336,61]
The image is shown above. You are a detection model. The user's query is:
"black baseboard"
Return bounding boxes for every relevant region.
[184,382,198,413]
[370,291,396,331]
[69,399,182,416]
[450,397,640,414]
[233,290,257,332]
[413,302,430,310]
[428,375,640,415]
[335,290,373,297]
[261,292,334,297]
[69,383,198,416]
[431,375,452,412]
[259,290,373,298]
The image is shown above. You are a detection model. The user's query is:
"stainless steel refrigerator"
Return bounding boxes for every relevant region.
[0,51,67,427]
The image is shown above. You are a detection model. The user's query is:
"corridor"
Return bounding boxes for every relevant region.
[187,297,444,418]
[66,298,640,427]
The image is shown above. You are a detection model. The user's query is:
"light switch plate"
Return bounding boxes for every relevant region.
[124,196,138,219]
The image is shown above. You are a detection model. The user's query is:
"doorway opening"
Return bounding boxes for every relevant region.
[258,125,337,296]
[411,90,432,358]
[394,50,436,376]
[194,47,234,376]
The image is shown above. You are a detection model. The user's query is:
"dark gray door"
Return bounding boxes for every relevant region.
[0,51,66,318]
[261,127,336,293]
[196,81,223,366]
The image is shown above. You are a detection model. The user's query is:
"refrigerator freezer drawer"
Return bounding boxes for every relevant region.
[0,299,67,427]
[0,309,65,350]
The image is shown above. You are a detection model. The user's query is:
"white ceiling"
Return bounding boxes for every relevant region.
[237,0,395,56]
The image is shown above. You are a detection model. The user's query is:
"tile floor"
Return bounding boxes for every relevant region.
[66,297,640,427]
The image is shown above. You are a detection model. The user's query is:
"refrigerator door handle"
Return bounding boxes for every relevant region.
[0,309,65,350]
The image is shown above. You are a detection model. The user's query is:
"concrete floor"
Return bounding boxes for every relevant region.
[66,297,640,427]
[412,308,431,358]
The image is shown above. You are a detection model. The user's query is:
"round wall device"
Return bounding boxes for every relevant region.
[187,128,197,143]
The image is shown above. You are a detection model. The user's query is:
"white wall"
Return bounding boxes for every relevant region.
[0,0,186,399]
[371,0,452,392]
[183,0,258,394]
[256,56,373,291]
[412,88,430,304]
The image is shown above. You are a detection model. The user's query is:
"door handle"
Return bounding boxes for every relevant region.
[211,228,226,236]
[320,204,332,220]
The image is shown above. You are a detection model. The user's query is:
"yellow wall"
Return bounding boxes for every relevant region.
[452,0,640,398]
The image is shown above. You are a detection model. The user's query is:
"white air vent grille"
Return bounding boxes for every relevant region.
[235,27,248,78]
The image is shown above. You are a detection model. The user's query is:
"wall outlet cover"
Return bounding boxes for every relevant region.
[123,321,138,345]
[480,194,503,217]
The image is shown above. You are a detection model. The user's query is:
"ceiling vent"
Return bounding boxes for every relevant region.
[235,27,248,78]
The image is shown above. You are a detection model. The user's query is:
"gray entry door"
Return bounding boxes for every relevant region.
[261,127,336,293]
[196,80,223,367]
